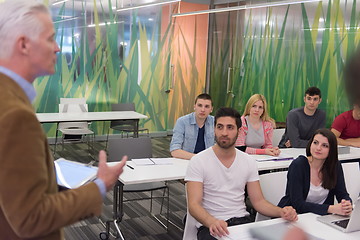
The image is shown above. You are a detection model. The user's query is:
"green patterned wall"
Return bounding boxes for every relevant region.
[210,0,359,127]
[34,1,176,136]
[35,1,359,136]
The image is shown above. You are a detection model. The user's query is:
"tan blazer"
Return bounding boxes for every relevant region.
[0,74,103,240]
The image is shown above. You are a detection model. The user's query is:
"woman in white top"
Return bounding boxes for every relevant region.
[278,128,353,215]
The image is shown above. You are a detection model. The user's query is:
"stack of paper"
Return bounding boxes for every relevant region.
[131,158,174,166]
[54,158,97,189]
[338,145,350,154]
[253,153,294,162]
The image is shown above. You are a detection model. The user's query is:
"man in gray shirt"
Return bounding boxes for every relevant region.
[279,87,326,148]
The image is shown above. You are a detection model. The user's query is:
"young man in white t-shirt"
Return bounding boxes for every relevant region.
[185,107,298,240]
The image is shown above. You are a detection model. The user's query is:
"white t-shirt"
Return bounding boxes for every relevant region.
[185,147,259,225]
[306,183,329,204]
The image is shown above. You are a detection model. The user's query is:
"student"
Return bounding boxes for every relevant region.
[170,93,214,159]
[186,107,297,240]
[331,104,360,147]
[279,87,326,148]
[235,94,280,156]
[278,129,352,216]
[0,1,127,239]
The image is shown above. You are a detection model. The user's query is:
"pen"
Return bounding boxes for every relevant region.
[127,164,134,170]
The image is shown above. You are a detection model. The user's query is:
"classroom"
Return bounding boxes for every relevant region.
[1,0,360,240]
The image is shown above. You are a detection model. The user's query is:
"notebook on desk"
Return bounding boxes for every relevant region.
[253,153,294,162]
[317,197,360,233]
[54,158,97,189]
[131,158,173,166]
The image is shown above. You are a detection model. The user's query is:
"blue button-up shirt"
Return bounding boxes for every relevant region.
[170,112,215,153]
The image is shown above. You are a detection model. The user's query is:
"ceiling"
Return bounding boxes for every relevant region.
[49,0,308,10]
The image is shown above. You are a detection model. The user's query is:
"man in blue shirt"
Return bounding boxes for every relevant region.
[170,93,215,159]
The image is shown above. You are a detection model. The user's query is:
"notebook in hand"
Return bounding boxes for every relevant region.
[317,197,360,233]
[54,158,97,189]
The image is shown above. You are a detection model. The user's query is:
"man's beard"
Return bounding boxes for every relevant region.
[215,134,238,149]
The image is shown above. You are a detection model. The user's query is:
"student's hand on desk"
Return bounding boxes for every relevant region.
[329,199,353,216]
[341,199,353,215]
[97,150,127,191]
[272,147,281,156]
[350,141,360,148]
[285,140,292,148]
[209,219,229,238]
[280,206,298,222]
[265,147,281,156]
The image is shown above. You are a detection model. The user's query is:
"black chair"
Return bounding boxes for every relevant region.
[105,103,149,149]
[99,137,169,240]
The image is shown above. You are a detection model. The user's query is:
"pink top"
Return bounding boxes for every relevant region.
[235,116,274,155]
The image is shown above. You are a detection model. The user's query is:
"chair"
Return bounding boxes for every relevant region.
[106,103,149,145]
[342,162,360,203]
[255,171,288,221]
[102,137,169,239]
[183,184,199,240]
[272,128,285,147]
[54,99,95,157]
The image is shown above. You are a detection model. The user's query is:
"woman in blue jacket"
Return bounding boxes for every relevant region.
[278,128,353,215]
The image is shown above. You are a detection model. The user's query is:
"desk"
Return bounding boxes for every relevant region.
[255,147,360,172]
[108,158,189,239]
[36,111,147,123]
[36,111,147,138]
[220,213,360,240]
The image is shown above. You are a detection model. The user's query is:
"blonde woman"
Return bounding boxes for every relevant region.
[235,94,280,156]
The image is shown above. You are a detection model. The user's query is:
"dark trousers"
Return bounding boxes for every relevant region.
[197,216,252,240]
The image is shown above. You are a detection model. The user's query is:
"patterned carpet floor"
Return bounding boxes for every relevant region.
[52,136,186,240]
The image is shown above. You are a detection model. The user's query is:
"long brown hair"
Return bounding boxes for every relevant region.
[306,128,338,189]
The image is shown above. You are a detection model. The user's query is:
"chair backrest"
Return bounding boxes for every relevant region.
[110,103,136,129]
[108,137,152,161]
[272,128,285,147]
[256,171,288,221]
[59,103,88,113]
[183,184,199,240]
[111,103,135,111]
[58,103,89,129]
[342,162,360,202]
[60,97,86,104]
[259,171,287,204]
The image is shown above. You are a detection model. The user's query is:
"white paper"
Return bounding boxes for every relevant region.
[150,158,173,165]
[132,158,155,165]
[54,158,97,189]
[131,158,174,165]
[254,153,294,162]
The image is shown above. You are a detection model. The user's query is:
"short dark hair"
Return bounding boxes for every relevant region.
[195,93,212,105]
[214,107,241,129]
[305,87,321,98]
[306,128,338,189]
[344,48,360,105]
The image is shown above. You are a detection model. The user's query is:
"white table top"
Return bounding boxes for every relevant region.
[36,111,147,123]
[256,147,360,172]
[117,158,189,185]
[220,213,360,240]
